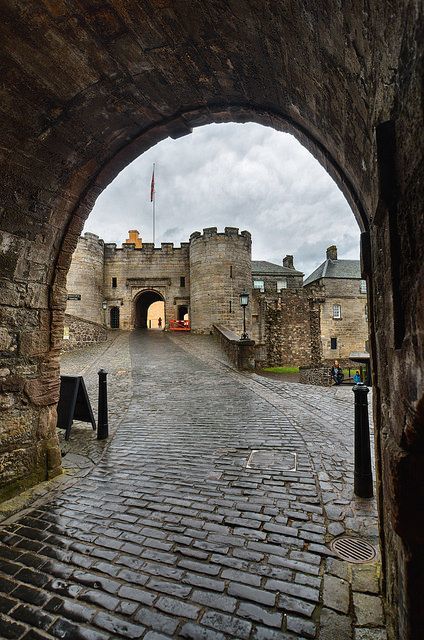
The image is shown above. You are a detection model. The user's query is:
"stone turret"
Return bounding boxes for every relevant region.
[189,227,252,334]
[65,233,105,324]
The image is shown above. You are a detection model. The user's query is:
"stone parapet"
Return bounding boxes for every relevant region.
[62,314,107,352]
[189,226,251,244]
[299,366,332,386]
[213,324,255,371]
[104,242,190,256]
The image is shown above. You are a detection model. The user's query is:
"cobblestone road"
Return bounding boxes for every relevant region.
[0,332,385,639]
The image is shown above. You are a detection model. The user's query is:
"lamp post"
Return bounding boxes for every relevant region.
[239,291,249,340]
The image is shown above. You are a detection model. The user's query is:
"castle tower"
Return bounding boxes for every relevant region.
[65,232,105,325]
[189,227,252,334]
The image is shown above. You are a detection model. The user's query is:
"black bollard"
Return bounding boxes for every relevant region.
[97,369,109,440]
[353,382,373,497]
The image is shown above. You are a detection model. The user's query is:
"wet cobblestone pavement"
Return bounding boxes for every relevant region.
[0,331,385,639]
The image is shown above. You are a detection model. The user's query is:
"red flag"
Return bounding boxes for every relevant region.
[150,166,155,202]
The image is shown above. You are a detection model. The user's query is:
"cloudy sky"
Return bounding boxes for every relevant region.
[85,123,360,277]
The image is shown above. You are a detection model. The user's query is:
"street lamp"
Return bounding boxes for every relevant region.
[239,290,249,340]
[102,301,107,310]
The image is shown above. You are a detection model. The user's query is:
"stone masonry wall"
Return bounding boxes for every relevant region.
[299,366,332,386]
[264,290,315,367]
[62,314,107,352]
[318,279,368,361]
[213,324,255,370]
[104,241,190,330]
[189,228,252,334]
[65,233,104,325]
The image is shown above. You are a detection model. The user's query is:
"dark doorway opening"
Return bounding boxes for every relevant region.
[178,305,189,321]
[110,306,120,329]
[135,290,165,328]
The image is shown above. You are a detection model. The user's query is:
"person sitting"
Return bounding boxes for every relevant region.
[331,360,344,385]
[353,370,361,384]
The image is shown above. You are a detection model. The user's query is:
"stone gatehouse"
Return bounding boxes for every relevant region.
[65,228,368,368]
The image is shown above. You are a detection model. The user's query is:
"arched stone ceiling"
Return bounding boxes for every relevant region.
[0,0,408,257]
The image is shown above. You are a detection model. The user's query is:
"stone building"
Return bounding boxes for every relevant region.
[249,256,321,367]
[303,245,369,363]
[65,227,253,340]
[65,230,366,370]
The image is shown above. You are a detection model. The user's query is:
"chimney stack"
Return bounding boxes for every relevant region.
[326,245,337,261]
[283,255,294,269]
[124,230,142,248]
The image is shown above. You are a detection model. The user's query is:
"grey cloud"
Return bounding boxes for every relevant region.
[85,123,360,278]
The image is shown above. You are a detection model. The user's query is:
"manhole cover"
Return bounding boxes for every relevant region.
[330,536,376,563]
[246,450,297,471]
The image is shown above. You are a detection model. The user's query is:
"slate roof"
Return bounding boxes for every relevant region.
[252,260,303,276]
[303,259,361,286]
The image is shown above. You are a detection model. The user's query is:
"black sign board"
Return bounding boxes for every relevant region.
[67,294,81,300]
[56,376,96,440]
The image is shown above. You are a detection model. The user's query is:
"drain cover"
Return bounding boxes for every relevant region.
[330,536,376,563]
[247,450,297,471]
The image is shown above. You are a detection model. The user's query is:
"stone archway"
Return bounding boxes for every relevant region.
[134,290,165,329]
[0,4,422,637]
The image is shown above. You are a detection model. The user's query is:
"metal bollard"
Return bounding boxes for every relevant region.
[97,369,109,440]
[353,382,373,498]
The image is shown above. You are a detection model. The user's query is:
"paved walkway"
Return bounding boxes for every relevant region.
[0,331,385,639]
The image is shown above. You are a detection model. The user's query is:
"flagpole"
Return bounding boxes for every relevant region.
[152,162,155,245]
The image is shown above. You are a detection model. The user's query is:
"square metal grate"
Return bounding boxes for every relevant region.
[246,449,297,471]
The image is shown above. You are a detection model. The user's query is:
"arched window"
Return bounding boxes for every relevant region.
[110,306,120,329]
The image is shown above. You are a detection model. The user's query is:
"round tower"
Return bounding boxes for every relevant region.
[189,227,252,334]
[65,232,105,325]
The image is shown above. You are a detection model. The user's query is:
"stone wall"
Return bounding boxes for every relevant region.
[213,325,255,371]
[190,228,252,334]
[62,314,107,352]
[65,233,104,325]
[317,279,369,361]
[252,271,303,292]
[103,241,190,330]
[260,290,319,367]
[299,366,332,386]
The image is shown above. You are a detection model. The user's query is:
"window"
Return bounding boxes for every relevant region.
[330,337,337,350]
[111,277,117,288]
[230,265,233,278]
[365,304,368,321]
[229,300,232,313]
[360,280,367,293]
[277,278,287,292]
[333,304,341,319]
[254,280,265,292]
[180,276,186,288]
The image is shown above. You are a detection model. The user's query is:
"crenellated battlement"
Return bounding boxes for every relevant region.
[104,241,190,257]
[80,232,104,248]
[189,227,251,244]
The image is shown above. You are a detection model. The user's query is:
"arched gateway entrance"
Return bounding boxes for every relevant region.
[134,290,165,329]
[0,4,421,638]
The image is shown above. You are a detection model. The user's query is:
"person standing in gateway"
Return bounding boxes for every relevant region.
[158,317,162,329]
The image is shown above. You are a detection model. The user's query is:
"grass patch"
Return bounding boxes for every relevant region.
[262,366,299,374]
